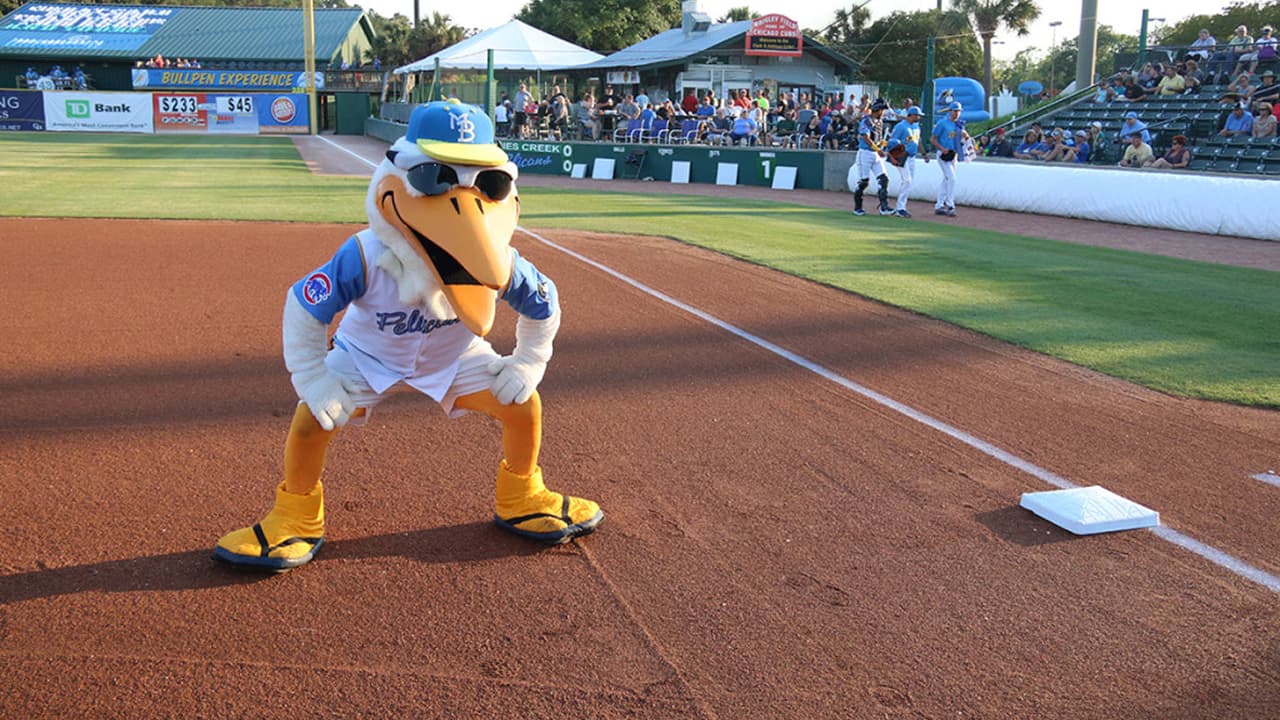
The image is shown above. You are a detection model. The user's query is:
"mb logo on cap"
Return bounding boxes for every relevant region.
[406,99,506,167]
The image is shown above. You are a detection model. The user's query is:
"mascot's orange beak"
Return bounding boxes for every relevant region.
[375,174,519,336]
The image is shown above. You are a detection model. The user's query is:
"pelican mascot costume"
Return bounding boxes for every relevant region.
[214,99,603,570]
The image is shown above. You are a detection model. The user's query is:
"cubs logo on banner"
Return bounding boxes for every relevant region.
[745,14,802,57]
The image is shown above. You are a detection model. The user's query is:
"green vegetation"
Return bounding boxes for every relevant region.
[2,132,1277,407]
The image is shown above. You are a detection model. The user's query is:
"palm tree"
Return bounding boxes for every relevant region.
[952,0,1040,100]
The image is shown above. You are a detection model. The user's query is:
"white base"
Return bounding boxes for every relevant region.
[1019,486,1159,535]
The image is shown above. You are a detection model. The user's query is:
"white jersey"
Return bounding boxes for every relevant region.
[333,231,478,398]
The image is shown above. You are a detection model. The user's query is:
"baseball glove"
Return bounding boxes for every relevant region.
[887,145,907,167]
[939,149,957,162]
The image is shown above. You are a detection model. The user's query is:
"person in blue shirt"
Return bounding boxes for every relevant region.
[884,106,927,218]
[1063,129,1091,162]
[1120,111,1151,144]
[930,101,968,217]
[849,97,891,216]
[730,112,758,146]
[24,67,38,87]
[1218,103,1254,137]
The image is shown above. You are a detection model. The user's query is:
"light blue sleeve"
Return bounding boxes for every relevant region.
[290,236,367,324]
[887,121,908,149]
[502,248,558,320]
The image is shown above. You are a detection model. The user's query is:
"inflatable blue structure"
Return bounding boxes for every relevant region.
[934,77,991,122]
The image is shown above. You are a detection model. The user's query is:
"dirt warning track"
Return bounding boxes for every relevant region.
[1,217,1278,719]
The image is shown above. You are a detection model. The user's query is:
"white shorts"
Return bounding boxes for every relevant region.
[322,336,500,423]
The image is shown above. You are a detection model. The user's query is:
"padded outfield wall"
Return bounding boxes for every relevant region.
[370,116,1274,243]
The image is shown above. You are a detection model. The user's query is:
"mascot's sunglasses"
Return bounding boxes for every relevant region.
[386,151,518,202]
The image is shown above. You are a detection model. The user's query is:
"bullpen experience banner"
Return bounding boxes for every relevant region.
[0,91,46,131]
[43,91,153,133]
[132,69,324,92]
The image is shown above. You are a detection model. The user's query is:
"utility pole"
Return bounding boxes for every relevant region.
[1137,9,1149,69]
[924,36,935,144]
[1049,20,1062,96]
[1075,0,1098,89]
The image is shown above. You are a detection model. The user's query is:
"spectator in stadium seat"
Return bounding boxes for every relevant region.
[985,127,1014,157]
[616,94,639,123]
[1120,111,1151,144]
[1253,102,1277,137]
[1087,121,1106,152]
[575,93,599,141]
[705,107,733,144]
[823,109,851,149]
[1094,78,1118,103]
[1060,130,1091,163]
[769,109,798,148]
[1037,129,1065,161]
[1207,26,1252,83]
[24,66,38,87]
[1013,129,1044,159]
[1186,29,1217,62]
[696,94,715,120]
[730,111,758,146]
[798,112,822,149]
[1219,102,1255,137]
[1146,135,1192,169]
[1235,26,1277,76]
[1253,70,1280,104]
[1118,76,1147,102]
[680,88,699,115]
[1156,65,1186,96]
[1118,132,1154,167]
[1182,60,1205,93]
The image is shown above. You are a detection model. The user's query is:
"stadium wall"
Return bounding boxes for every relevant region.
[368,117,1276,241]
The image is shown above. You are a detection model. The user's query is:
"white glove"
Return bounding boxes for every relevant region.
[290,365,358,431]
[488,311,559,405]
[282,292,356,431]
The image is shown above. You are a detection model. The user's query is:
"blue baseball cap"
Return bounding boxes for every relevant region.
[947,101,963,111]
[907,106,924,116]
[405,99,507,167]
[1124,111,1138,119]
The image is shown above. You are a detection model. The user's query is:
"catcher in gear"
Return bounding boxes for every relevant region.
[849,97,892,216]
[214,100,603,571]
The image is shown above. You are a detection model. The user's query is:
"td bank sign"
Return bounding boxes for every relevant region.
[66,99,134,117]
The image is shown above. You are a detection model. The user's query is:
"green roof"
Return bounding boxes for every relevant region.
[0,3,373,62]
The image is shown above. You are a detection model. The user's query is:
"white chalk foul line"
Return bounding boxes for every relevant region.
[519,226,1280,595]
[314,135,379,170]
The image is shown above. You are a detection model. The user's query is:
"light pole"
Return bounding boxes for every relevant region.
[990,40,1005,116]
[1049,20,1062,96]
[1136,10,1166,69]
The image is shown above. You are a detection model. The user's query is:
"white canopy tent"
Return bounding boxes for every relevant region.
[394,19,602,74]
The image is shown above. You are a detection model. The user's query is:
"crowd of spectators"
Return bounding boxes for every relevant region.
[21,64,88,90]
[497,83,938,152]
[135,54,202,69]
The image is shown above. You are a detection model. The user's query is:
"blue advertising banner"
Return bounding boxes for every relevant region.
[0,91,46,131]
[0,4,175,52]
[132,69,325,92]
[256,94,309,135]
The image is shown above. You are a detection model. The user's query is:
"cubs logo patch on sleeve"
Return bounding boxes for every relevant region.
[302,272,333,305]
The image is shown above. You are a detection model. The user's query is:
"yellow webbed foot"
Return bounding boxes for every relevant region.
[213,482,325,571]
[493,462,603,544]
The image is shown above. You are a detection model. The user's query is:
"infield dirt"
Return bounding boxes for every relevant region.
[1,215,1278,718]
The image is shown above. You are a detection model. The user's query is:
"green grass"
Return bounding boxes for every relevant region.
[3,132,1278,407]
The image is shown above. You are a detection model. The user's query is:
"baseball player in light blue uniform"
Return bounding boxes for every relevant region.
[930,101,968,217]
[885,106,925,218]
